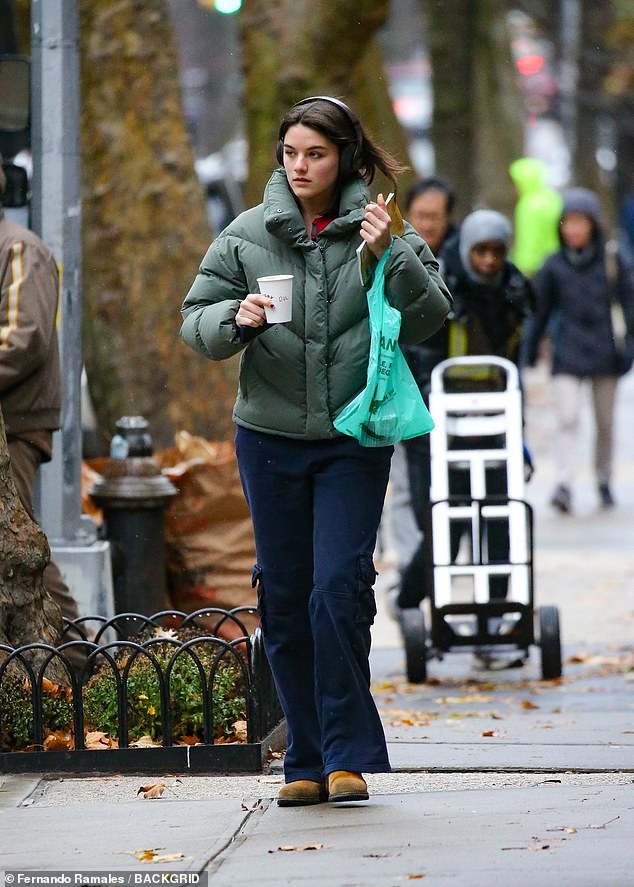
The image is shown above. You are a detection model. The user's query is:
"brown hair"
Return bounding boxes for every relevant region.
[277,97,407,189]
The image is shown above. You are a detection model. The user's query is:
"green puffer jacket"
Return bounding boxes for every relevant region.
[181,169,452,439]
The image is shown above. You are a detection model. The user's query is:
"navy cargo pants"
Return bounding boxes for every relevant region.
[236,426,392,783]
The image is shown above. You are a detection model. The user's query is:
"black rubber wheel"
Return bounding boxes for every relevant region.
[539,605,562,679]
[400,607,428,683]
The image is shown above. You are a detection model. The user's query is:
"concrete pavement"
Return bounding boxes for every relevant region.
[1,364,633,884]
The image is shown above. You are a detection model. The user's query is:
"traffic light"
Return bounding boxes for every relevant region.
[197,0,242,11]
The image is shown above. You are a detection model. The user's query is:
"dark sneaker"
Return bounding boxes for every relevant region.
[550,484,571,514]
[599,484,615,508]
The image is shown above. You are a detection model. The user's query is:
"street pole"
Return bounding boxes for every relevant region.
[30,0,85,545]
[559,0,581,176]
[29,0,115,620]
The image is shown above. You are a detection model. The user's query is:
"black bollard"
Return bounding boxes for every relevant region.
[90,417,177,622]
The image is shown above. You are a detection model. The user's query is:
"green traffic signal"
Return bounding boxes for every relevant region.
[215,0,241,12]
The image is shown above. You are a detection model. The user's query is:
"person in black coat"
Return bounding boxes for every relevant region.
[396,209,533,613]
[522,187,634,513]
[390,177,459,610]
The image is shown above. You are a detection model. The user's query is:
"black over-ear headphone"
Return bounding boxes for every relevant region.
[276,96,364,177]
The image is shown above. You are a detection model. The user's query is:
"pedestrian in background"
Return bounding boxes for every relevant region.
[509,157,562,278]
[523,187,634,514]
[390,176,460,611]
[0,161,84,670]
[180,97,451,806]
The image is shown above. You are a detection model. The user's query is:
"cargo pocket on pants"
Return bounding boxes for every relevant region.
[355,554,378,626]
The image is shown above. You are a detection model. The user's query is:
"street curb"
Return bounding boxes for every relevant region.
[0,775,40,809]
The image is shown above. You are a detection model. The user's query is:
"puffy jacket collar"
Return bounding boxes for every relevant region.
[263,168,369,247]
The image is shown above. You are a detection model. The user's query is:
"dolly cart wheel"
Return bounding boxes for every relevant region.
[401,607,428,683]
[539,605,562,679]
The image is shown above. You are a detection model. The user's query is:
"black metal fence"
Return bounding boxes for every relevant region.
[0,608,284,774]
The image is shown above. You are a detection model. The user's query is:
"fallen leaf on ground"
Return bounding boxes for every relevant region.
[153,627,178,639]
[126,849,185,863]
[521,699,539,710]
[272,844,324,853]
[435,694,491,704]
[130,735,161,748]
[85,731,118,750]
[137,782,166,799]
[43,731,73,750]
[482,730,504,738]
[381,708,438,726]
[447,711,487,719]
[233,719,248,741]
[23,677,73,702]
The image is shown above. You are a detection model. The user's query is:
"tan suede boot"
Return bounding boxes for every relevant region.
[327,771,369,802]
[277,779,327,807]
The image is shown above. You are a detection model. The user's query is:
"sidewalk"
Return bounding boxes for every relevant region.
[1,365,633,885]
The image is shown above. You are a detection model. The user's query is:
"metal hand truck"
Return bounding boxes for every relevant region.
[399,356,562,682]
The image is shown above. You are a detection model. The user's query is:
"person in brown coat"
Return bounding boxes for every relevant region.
[0,162,84,668]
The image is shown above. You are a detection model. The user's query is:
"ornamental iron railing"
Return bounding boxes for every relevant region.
[0,608,284,774]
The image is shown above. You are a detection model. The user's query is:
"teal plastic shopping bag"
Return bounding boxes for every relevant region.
[334,245,434,447]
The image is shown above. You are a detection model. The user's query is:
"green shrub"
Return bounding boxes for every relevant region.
[0,674,74,750]
[83,630,247,742]
[0,627,247,750]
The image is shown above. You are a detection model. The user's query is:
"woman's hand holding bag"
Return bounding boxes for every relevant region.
[334,244,434,447]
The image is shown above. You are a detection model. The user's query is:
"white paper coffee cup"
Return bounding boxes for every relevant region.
[257,274,293,324]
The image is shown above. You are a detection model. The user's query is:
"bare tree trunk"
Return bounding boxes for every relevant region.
[426,0,475,217]
[576,3,614,211]
[79,0,239,448]
[0,410,61,655]
[426,0,524,220]
[241,0,402,206]
[352,39,418,200]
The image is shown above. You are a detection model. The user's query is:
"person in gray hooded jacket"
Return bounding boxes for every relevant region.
[181,97,451,806]
[523,187,634,513]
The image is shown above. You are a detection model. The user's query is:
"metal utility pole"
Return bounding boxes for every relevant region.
[559,0,581,175]
[30,0,114,617]
[30,0,84,544]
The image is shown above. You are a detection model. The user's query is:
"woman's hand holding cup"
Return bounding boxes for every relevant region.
[236,293,274,328]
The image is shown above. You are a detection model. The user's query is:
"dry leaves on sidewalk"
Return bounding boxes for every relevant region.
[130,735,162,748]
[85,731,118,749]
[270,844,324,853]
[126,848,186,862]
[137,782,166,799]
[42,730,73,751]
[434,694,492,704]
